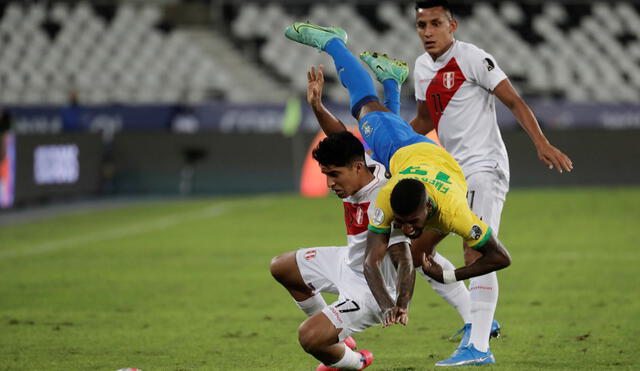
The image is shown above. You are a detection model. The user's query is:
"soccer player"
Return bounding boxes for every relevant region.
[408,0,573,365]
[271,130,411,371]
[284,20,512,366]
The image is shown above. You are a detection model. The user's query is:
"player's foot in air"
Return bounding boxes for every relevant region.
[448,319,500,355]
[359,51,409,85]
[344,336,357,350]
[315,350,373,370]
[284,22,347,51]
[435,344,495,367]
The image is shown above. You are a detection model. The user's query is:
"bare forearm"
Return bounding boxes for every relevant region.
[454,239,511,281]
[311,103,347,135]
[364,262,395,311]
[511,101,549,148]
[394,259,415,309]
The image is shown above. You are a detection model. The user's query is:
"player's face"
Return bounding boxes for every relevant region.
[415,6,457,60]
[320,162,363,199]
[393,200,429,239]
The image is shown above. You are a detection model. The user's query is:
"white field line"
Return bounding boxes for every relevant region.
[0,204,229,260]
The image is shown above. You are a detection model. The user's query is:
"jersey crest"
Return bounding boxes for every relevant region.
[343,202,370,235]
[443,71,456,89]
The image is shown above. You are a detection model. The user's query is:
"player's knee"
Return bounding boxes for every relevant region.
[270,252,292,282]
[269,254,284,280]
[298,321,323,354]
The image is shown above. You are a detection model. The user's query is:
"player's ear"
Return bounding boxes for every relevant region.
[449,18,458,33]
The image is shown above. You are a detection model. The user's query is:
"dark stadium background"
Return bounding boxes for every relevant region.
[0,0,639,205]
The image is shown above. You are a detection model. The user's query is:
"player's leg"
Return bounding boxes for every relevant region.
[270,250,326,315]
[298,313,372,370]
[465,171,508,352]
[436,171,507,366]
[284,22,386,120]
[359,52,409,115]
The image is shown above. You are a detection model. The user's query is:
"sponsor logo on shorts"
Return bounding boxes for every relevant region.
[470,225,483,240]
[304,250,317,260]
[373,208,385,225]
[329,306,344,324]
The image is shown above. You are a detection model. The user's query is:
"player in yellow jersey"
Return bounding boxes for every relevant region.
[285,22,512,354]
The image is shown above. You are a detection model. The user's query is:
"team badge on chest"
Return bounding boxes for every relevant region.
[443,71,456,89]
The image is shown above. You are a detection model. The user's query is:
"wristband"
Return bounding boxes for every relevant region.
[443,270,457,284]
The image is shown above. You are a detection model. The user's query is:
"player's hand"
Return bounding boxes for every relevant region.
[537,142,573,173]
[306,65,325,108]
[421,254,444,283]
[382,306,409,327]
[394,306,409,326]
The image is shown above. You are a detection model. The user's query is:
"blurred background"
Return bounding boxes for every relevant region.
[1,0,639,209]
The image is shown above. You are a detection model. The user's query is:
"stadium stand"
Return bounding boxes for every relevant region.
[1,1,639,104]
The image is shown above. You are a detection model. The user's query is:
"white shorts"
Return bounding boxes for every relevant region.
[465,170,509,235]
[296,246,391,341]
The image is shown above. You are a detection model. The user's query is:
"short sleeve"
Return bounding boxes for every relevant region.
[446,197,492,249]
[467,49,507,92]
[367,185,394,234]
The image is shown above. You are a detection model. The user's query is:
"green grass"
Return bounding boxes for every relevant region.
[0,188,639,370]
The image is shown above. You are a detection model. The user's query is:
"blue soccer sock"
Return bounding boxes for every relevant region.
[324,38,378,118]
[382,79,401,115]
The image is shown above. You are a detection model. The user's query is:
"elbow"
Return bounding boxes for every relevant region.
[497,250,512,270]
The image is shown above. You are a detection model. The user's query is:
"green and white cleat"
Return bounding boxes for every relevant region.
[359,52,409,85]
[284,22,347,51]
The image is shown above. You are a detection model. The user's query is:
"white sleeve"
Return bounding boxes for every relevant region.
[467,49,507,91]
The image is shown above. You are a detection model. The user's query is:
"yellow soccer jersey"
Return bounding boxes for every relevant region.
[368,142,492,249]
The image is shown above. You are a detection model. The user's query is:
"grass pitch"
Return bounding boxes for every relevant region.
[0,188,639,370]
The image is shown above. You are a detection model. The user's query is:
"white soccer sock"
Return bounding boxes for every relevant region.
[468,272,499,352]
[294,294,327,317]
[418,253,472,324]
[328,343,362,370]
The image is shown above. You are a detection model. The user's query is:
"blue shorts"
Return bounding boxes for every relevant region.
[358,111,435,170]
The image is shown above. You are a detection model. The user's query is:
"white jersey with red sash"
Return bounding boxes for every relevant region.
[414,40,509,180]
[342,153,388,275]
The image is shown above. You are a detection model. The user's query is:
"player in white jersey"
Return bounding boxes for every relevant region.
[271,131,408,371]
[409,0,574,366]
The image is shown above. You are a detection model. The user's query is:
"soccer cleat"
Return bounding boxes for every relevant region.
[284,22,347,51]
[358,350,374,370]
[359,51,409,85]
[435,344,495,367]
[344,336,357,350]
[315,350,373,371]
[490,319,501,339]
[449,320,501,352]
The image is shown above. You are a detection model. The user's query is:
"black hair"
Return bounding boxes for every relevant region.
[391,178,427,216]
[312,131,365,168]
[415,0,454,18]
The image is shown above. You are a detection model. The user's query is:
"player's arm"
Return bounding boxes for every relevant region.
[409,99,434,136]
[387,240,415,326]
[422,234,511,283]
[493,79,573,173]
[307,65,347,135]
[363,231,395,325]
